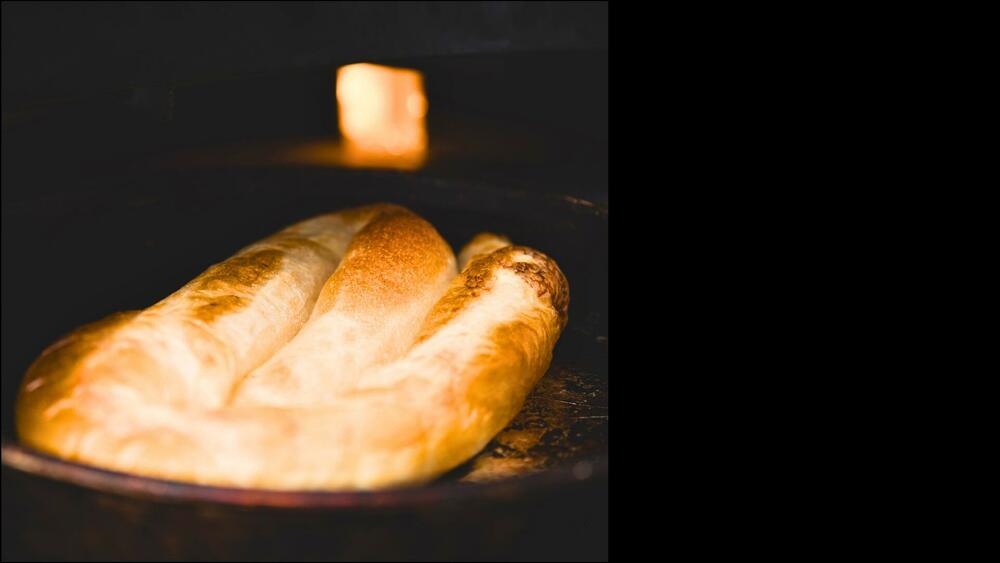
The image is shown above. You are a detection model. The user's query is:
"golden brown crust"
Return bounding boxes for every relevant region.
[15,210,570,491]
[180,237,339,322]
[16,208,369,444]
[313,205,454,316]
[190,249,287,294]
[506,247,570,324]
[416,245,569,345]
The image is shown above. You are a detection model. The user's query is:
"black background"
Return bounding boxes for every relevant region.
[2,1,608,206]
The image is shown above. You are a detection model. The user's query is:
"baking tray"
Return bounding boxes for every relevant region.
[1,168,608,561]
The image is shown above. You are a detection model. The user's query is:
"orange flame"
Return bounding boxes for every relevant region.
[336,63,428,169]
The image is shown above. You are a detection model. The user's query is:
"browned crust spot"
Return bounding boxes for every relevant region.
[313,206,453,315]
[416,246,569,343]
[504,247,570,323]
[189,294,250,322]
[182,235,339,322]
[189,249,286,294]
[468,246,568,323]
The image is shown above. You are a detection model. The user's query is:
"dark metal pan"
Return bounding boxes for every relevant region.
[1,168,608,561]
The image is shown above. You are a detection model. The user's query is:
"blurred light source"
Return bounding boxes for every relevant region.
[336,63,428,169]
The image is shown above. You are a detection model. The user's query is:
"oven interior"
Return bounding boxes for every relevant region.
[2,4,607,560]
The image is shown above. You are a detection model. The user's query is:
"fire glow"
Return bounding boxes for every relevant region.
[336,63,428,168]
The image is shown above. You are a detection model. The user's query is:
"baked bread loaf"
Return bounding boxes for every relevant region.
[15,204,568,490]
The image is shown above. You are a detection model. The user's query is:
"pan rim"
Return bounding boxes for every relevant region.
[1,169,608,509]
[2,441,607,508]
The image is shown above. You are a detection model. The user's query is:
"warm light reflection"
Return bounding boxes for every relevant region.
[336,63,428,169]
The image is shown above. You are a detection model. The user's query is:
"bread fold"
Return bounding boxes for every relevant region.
[15,205,568,490]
